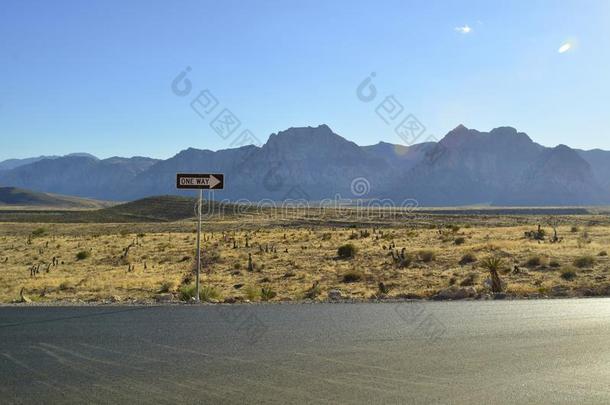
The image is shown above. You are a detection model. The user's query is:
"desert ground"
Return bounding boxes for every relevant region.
[1,204,610,304]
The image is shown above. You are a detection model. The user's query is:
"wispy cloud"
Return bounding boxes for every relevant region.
[455,25,472,34]
[558,42,572,54]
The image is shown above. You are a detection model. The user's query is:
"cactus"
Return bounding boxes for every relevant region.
[248,253,254,272]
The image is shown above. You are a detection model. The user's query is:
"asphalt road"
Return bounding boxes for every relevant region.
[1,299,610,404]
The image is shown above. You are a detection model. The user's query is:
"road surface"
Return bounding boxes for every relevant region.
[1,299,610,404]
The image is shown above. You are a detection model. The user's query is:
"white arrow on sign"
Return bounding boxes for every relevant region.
[208,174,221,189]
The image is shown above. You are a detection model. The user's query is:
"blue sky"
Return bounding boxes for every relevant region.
[1,0,609,160]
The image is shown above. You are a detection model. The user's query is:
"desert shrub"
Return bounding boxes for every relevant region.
[549,259,561,268]
[182,273,193,285]
[447,225,460,233]
[260,287,277,301]
[75,250,90,261]
[459,253,477,265]
[525,255,546,268]
[378,282,390,295]
[599,251,608,257]
[243,285,260,301]
[560,268,577,281]
[571,226,580,233]
[179,284,221,301]
[304,283,321,299]
[31,227,47,237]
[201,250,222,266]
[179,285,196,301]
[321,233,332,241]
[337,244,357,259]
[396,253,413,269]
[159,281,175,293]
[574,255,595,268]
[525,227,546,241]
[454,237,466,246]
[58,281,73,291]
[200,286,221,301]
[418,250,436,263]
[342,270,364,283]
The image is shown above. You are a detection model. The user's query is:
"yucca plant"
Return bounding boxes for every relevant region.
[481,256,504,293]
[260,287,277,301]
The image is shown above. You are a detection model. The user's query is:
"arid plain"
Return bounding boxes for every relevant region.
[1,199,610,304]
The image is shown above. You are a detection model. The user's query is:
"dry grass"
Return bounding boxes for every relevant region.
[1,214,610,303]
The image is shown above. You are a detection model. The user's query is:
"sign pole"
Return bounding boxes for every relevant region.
[195,189,202,302]
[176,173,224,303]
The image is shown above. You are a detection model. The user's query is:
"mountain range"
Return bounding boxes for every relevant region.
[1,124,609,206]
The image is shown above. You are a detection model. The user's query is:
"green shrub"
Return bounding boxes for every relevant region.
[159,281,175,293]
[31,227,47,237]
[337,244,357,259]
[560,268,577,281]
[243,285,260,301]
[599,251,608,257]
[179,284,221,301]
[342,270,364,283]
[454,237,466,246]
[574,255,595,268]
[525,255,545,268]
[199,285,222,301]
[179,285,197,301]
[260,287,277,301]
[76,250,90,261]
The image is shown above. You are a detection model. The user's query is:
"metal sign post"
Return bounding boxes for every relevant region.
[195,189,202,301]
[176,173,224,302]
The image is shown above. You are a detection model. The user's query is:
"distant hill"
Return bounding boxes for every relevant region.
[96,195,242,221]
[0,195,246,223]
[0,187,114,209]
[1,125,610,206]
[0,153,99,171]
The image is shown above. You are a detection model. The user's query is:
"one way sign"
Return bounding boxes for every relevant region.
[176,173,224,190]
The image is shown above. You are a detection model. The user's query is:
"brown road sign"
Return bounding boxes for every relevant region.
[176,173,224,190]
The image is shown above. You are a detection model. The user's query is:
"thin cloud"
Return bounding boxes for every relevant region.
[558,42,572,54]
[455,25,472,34]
